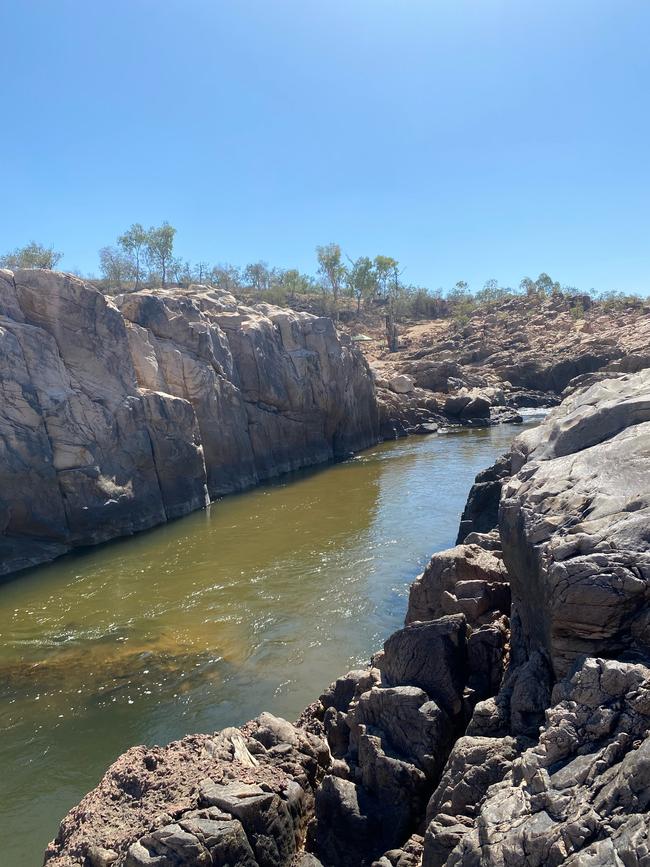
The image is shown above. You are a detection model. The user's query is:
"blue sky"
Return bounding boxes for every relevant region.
[1,0,649,293]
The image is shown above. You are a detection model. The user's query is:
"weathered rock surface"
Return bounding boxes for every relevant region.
[406,544,509,626]
[45,369,650,866]
[44,715,330,867]
[456,453,512,543]
[378,615,467,718]
[0,270,378,577]
[419,367,650,866]
[444,657,650,866]
[369,291,650,436]
[502,369,650,678]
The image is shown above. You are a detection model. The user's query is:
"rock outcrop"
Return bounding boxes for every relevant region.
[0,270,378,577]
[44,715,331,867]
[369,293,650,437]
[45,368,650,866]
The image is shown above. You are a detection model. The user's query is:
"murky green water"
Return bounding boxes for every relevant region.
[0,422,537,866]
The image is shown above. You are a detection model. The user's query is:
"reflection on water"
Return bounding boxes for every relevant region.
[0,423,536,866]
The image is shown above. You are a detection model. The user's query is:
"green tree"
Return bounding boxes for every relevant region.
[243,261,273,291]
[210,263,242,292]
[534,272,558,297]
[520,276,536,296]
[475,278,510,308]
[346,256,377,313]
[168,257,193,287]
[373,255,399,299]
[145,222,176,287]
[0,241,63,270]
[408,286,445,318]
[316,243,347,312]
[98,246,133,291]
[281,269,313,297]
[118,223,148,289]
[447,280,475,325]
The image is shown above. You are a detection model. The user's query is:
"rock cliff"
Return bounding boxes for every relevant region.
[45,367,650,866]
[0,270,379,577]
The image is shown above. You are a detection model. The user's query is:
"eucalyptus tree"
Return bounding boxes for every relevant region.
[347,255,377,313]
[117,223,148,289]
[281,268,314,297]
[98,246,133,291]
[316,243,347,315]
[145,222,176,287]
[243,261,273,292]
[373,255,399,300]
[210,263,242,292]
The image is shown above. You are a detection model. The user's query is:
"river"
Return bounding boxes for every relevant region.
[0,420,540,866]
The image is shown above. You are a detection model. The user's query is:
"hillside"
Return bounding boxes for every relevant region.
[344,292,650,436]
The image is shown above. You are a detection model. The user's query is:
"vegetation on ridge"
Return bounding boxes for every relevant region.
[1,226,645,327]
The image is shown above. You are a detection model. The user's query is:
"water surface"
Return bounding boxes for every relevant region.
[0,422,536,865]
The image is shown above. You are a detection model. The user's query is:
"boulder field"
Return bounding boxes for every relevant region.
[370,292,650,437]
[0,269,379,577]
[45,369,650,866]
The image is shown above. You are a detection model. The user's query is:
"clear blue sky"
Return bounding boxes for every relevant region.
[2,0,649,293]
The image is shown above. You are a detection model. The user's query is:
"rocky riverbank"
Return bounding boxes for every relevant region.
[368,292,650,437]
[44,368,650,866]
[0,270,379,578]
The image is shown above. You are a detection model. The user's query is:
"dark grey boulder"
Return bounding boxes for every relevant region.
[378,615,467,717]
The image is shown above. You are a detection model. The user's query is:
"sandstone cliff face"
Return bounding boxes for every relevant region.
[0,270,379,577]
[44,370,650,867]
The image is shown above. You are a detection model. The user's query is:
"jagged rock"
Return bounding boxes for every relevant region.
[441,657,650,866]
[44,369,650,867]
[456,453,511,543]
[426,735,521,823]
[347,686,451,779]
[292,855,324,867]
[320,669,381,713]
[373,291,650,434]
[45,716,329,866]
[467,616,509,699]
[124,810,257,866]
[465,694,511,738]
[316,685,454,861]
[323,707,350,759]
[120,289,378,496]
[199,781,296,866]
[378,615,467,717]
[422,736,522,867]
[443,390,491,420]
[406,545,508,626]
[354,729,428,837]
[313,775,395,867]
[376,386,441,439]
[87,847,119,867]
[372,834,424,867]
[402,360,462,392]
[507,649,554,737]
[489,405,522,425]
